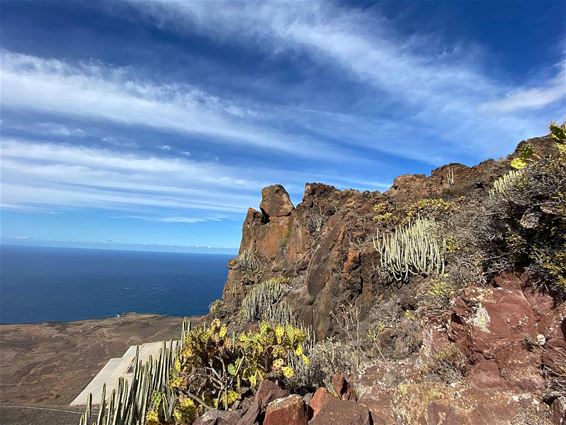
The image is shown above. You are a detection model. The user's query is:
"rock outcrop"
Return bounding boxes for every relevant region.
[237,380,289,425]
[211,134,565,424]
[263,395,308,425]
[223,136,557,339]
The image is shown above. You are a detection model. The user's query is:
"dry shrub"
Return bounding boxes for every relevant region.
[417,275,456,319]
[420,344,466,384]
[510,406,554,425]
[543,344,566,399]
[364,297,422,360]
[438,197,486,287]
[305,304,369,389]
[308,338,365,389]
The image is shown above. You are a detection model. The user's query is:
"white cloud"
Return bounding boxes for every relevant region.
[126,0,565,158]
[0,137,392,216]
[0,50,341,159]
[112,215,208,223]
[159,216,206,223]
[0,138,264,213]
[479,63,566,113]
[2,121,86,137]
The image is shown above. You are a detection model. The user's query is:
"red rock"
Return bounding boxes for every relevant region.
[551,396,566,425]
[491,270,528,290]
[255,379,289,408]
[342,248,360,273]
[358,389,396,425]
[260,184,294,218]
[194,409,241,425]
[425,401,468,425]
[309,387,335,417]
[332,372,357,400]
[310,399,371,425]
[449,285,545,393]
[264,394,307,425]
[332,372,347,396]
[237,380,288,425]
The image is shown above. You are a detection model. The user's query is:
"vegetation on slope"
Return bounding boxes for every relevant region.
[79,122,566,424]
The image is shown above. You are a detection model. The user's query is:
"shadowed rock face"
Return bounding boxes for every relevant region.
[222,136,557,339]
[222,182,382,338]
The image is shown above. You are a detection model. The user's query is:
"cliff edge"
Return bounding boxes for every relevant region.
[208,132,565,424]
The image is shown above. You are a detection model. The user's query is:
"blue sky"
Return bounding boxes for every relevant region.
[1,0,565,251]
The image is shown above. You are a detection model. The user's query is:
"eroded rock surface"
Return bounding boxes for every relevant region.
[214,135,564,424]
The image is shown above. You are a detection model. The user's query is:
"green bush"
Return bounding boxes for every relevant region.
[550,121,566,143]
[480,134,566,294]
[373,202,398,226]
[209,299,223,315]
[171,319,310,415]
[403,198,455,223]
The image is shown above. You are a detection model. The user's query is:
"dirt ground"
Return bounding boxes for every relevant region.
[0,313,189,425]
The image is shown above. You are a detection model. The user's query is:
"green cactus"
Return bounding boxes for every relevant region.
[550,121,566,143]
[373,218,446,282]
[489,169,525,197]
[79,322,189,425]
[240,278,292,324]
[237,249,259,274]
[174,319,311,412]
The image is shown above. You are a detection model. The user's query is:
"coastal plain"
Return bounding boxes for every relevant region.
[0,313,186,425]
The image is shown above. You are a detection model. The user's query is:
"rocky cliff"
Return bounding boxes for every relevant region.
[222,136,554,336]
[211,133,566,424]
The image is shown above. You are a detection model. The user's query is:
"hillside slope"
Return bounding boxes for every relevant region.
[74,129,565,425]
[209,132,565,424]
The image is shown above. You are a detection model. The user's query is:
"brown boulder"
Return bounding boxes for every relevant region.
[194,409,241,425]
[264,394,308,425]
[332,372,357,401]
[357,387,396,425]
[260,184,294,218]
[310,399,371,425]
[237,380,288,425]
[309,387,335,417]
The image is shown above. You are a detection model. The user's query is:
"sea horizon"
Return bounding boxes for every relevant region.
[0,239,238,255]
[0,245,231,324]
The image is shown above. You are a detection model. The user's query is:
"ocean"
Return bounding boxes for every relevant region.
[0,245,232,324]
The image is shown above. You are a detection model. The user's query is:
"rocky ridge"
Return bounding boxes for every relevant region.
[208,134,565,424]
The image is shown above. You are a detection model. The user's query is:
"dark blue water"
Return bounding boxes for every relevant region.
[0,245,231,324]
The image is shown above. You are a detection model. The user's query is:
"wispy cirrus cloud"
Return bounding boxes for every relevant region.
[0,138,264,214]
[126,0,565,158]
[0,137,394,216]
[0,50,344,160]
[111,215,209,224]
[2,121,86,137]
[479,61,566,113]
